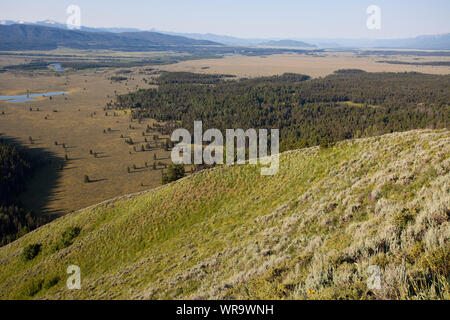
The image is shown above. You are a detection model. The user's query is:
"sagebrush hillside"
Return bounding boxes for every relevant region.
[0,130,448,300]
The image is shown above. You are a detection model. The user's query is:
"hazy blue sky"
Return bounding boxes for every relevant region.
[1,0,449,38]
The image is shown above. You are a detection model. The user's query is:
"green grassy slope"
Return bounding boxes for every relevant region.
[0,129,448,300]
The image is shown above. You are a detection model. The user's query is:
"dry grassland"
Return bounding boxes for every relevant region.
[0,66,171,216]
[160,52,450,78]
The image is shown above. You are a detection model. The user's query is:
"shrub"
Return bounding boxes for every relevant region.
[420,246,449,277]
[406,241,425,263]
[162,164,185,184]
[320,137,331,149]
[53,226,81,251]
[393,208,415,230]
[371,253,389,268]
[22,243,42,261]
[24,279,44,297]
[43,276,60,290]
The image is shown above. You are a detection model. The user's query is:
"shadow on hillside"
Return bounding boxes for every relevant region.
[0,133,65,218]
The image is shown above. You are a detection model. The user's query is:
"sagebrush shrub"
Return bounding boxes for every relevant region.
[21,243,41,261]
[53,226,81,251]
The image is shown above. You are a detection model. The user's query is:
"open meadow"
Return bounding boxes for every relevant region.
[0,59,173,216]
[160,51,450,78]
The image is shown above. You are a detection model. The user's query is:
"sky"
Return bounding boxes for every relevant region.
[1,0,449,39]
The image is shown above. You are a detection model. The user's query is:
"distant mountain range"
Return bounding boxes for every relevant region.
[300,34,450,50]
[0,19,449,50]
[0,19,143,33]
[373,33,450,50]
[155,31,266,46]
[175,32,450,50]
[0,24,220,51]
[258,40,316,48]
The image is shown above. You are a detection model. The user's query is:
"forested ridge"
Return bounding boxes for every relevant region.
[113,71,450,151]
[0,140,45,246]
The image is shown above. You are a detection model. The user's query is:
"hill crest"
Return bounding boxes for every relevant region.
[0,129,448,300]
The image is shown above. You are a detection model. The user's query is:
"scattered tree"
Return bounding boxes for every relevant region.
[320,137,331,149]
[162,164,185,184]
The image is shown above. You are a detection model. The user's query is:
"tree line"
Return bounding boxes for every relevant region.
[0,140,46,246]
[112,70,450,151]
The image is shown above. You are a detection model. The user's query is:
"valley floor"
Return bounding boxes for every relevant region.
[0,66,172,215]
[160,52,450,78]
